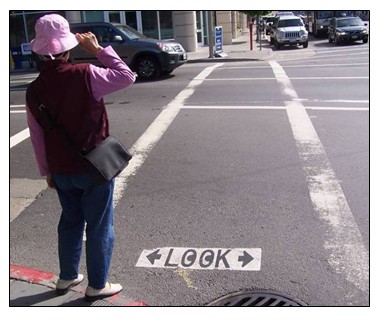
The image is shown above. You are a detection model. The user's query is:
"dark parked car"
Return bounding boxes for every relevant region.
[69,22,187,80]
[328,17,369,44]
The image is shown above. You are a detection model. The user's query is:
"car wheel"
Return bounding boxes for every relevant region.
[135,56,160,81]
[275,40,281,50]
[363,38,368,44]
[328,34,333,43]
[303,41,308,48]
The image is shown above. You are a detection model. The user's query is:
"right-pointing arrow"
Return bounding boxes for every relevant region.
[147,249,162,265]
[238,250,254,267]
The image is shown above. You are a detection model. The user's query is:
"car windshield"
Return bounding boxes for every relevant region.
[278,19,303,27]
[336,18,364,27]
[115,24,146,40]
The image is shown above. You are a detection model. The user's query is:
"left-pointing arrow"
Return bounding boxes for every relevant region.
[238,250,254,267]
[147,249,162,265]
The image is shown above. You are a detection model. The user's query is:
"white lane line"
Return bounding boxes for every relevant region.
[113,63,223,207]
[10,79,33,84]
[293,99,369,104]
[281,63,369,68]
[269,60,369,293]
[182,105,369,111]
[10,128,30,149]
[182,106,286,110]
[221,63,368,70]
[10,105,25,108]
[204,77,368,81]
[10,103,367,149]
[305,107,369,111]
[10,111,26,114]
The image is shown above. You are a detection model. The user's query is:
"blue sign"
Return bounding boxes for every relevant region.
[21,43,31,55]
[214,26,223,53]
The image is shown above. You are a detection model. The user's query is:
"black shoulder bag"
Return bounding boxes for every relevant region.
[38,104,132,184]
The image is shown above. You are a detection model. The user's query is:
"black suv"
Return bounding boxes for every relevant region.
[69,22,187,80]
[328,17,369,44]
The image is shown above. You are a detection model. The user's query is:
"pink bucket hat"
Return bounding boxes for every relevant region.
[30,14,79,56]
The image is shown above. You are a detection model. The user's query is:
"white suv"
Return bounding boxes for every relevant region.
[271,15,308,49]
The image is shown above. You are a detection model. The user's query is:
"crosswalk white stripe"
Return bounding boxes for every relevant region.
[269,60,369,294]
[10,128,30,149]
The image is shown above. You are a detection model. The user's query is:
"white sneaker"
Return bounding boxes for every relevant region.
[56,274,84,295]
[85,282,123,301]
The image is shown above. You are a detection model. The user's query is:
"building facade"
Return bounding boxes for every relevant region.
[10,10,248,69]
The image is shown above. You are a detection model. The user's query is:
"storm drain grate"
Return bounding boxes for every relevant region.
[207,290,308,306]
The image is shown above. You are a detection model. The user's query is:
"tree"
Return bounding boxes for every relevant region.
[239,11,272,40]
[239,11,271,20]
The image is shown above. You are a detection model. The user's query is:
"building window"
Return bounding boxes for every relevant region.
[10,13,26,48]
[141,11,159,39]
[124,11,138,29]
[159,11,173,40]
[108,11,121,23]
[9,10,64,47]
[84,11,104,22]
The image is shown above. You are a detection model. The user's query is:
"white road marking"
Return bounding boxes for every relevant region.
[305,107,369,111]
[9,102,367,149]
[204,76,368,81]
[269,60,369,293]
[293,99,369,104]
[10,111,26,114]
[182,105,369,111]
[10,128,30,149]
[221,63,368,70]
[182,105,287,110]
[276,53,368,63]
[136,247,262,271]
[280,63,369,68]
[10,79,33,84]
[113,63,223,207]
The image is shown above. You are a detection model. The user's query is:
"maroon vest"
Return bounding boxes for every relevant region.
[26,60,109,174]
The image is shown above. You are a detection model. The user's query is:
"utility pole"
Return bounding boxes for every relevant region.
[207,11,214,58]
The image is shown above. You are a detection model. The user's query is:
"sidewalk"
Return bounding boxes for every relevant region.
[187,31,273,63]
[10,265,147,306]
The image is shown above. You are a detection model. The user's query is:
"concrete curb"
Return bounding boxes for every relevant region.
[10,264,148,306]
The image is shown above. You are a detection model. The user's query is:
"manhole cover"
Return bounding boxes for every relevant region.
[207,290,308,306]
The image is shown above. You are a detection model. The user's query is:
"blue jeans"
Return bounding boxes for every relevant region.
[52,173,115,289]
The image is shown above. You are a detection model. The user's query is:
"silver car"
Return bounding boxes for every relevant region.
[271,15,308,49]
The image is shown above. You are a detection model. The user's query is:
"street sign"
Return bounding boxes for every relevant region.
[21,43,31,55]
[136,247,261,271]
[214,26,223,53]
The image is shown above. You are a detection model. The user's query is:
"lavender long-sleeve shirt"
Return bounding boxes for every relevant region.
[26,46,136,176]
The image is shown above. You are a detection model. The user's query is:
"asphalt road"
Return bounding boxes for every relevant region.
[9,37,369,306]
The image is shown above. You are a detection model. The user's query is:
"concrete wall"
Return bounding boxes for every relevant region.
[173,11,197,52]
[216,11,232,45]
